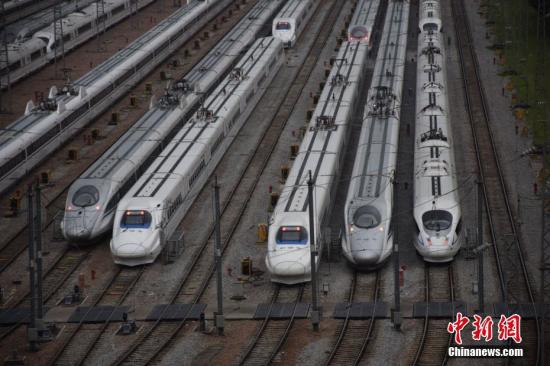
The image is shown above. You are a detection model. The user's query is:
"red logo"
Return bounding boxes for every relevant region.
[447,312,470,344]
[447,313,522,344]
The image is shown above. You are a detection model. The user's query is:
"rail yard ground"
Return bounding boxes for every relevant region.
[0,0,547,365]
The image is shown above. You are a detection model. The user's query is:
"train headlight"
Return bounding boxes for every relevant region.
[67,205,73,211]
[379,226,384,232]
[95,205,101,210]
[349,225,354,233]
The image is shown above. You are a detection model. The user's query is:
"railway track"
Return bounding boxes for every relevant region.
[324,271,380,366]
[49,266,144,366]
[109,1,348,364]
[411,264,454,366]
[0,187,68,276]
[451,0,539,363]
[237,285,305,366]
[0,248,90,341]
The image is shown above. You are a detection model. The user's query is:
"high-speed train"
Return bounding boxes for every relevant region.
[342,0,409,269]
[266,40,371,284]
[0,0,232,196]
[61,0,284,242]
[413,0,461,262]
[0,0,155,87]
[111,37,284,266]
[347,0,380,47]
[272,0,318,48]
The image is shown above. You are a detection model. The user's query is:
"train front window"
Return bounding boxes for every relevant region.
[276,226,308,244]
[353,206,381,229]
[121,210,152,229]
[423,23,438,32]
[72,185,99,207]
[422,210,452,232]
[349,26,368,41]
[276,21,291,30]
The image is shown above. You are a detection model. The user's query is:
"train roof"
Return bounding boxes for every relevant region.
[275,0,312,19]
[78,0,281,183]
[280,40,369,213]
[76,1,203,87]
[128,37,281,199]
[0,0,207,154]
[351,1,408,201]
[349,0,379,28]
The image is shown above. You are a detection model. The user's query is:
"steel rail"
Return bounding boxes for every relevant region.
[411,264,454,366]
[237,285,305,365]
[324,271,380,366]
[48,266,145,366]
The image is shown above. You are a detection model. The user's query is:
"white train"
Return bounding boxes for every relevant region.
[111,37,284,266]
[419,0,441,32]
[342,0,409,269]
[0,0,232,195]
[266,38,371,284]
[413,0,461,262]
[272,0,318,48]
[61,0,283,243]
[347,0,380,46]
[1,0,155,87]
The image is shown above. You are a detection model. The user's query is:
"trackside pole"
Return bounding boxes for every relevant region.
[308,170,320,331]
[392,180,401,330]
[27,186,37,351]
[212,177,224,335]
[477,180,484,313]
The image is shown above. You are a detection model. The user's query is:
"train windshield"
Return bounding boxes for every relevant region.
[276,226,308,244]
[275,21,291,30]
[72,185,100,207]
[422,210,452,232]
[352,206,381,229]
[349,26,369,41]
[121,210,152,229]
[423,23,438,32]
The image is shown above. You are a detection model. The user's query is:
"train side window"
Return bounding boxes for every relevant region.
[120,210,152,229]
[30,50,41,61]
[9,60,21,71]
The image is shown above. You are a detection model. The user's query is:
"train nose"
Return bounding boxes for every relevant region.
[112,242,149,258]
[271,260,308,276]
[62,223,92,241]
[351,249,382,267]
